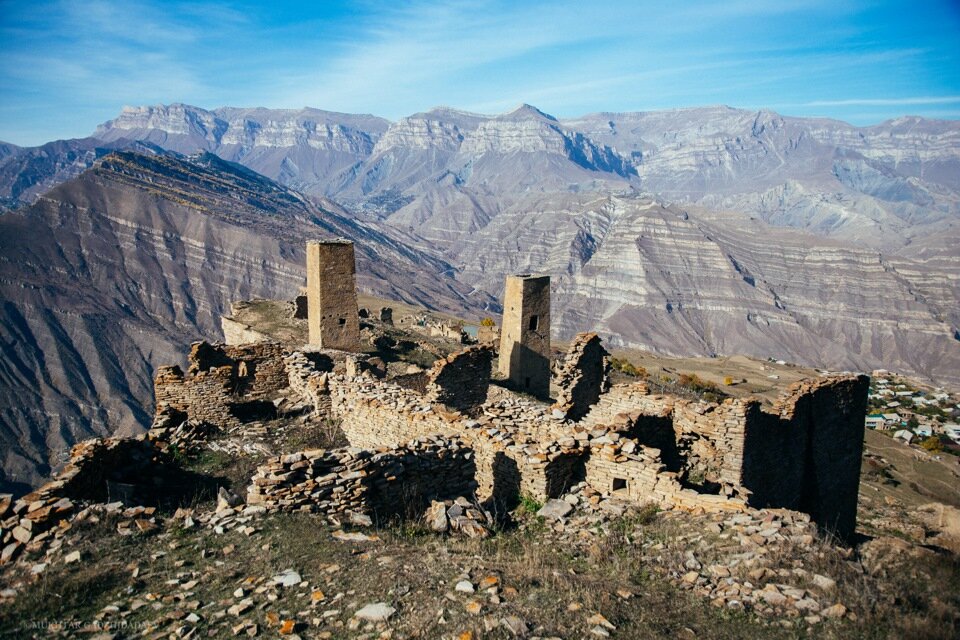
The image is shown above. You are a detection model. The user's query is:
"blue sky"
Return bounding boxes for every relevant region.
[1,0,959,145]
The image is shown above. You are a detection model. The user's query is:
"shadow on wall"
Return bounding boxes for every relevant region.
[489,452,520,513]
[741,376,869,542]
[60,440,228,511]
[506,342,551,399]
[368,451,479,522]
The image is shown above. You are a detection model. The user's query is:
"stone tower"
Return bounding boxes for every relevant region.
[306,240,360,351]
[498,274,550,398]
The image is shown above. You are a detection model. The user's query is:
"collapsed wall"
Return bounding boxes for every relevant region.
[149,326,867,539]
[552,332,610,421]
[425,345,493,413]
[1,435,204,565]
[154,341,288,429]
[741,375,869,540]
[247,436,476,519]
[574,375,869,540]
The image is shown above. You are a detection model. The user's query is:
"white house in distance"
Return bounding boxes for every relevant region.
[894,429,915,444]
[914,425,933,438]
[882,413,902,427]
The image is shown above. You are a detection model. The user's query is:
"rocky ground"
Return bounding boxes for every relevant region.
[2,413,959,639]
[2,314,959,638]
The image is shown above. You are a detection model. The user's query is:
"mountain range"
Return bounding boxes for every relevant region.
[0,102,957,489]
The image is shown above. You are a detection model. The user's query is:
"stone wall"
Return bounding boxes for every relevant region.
[306,241,360,351]
[247,435,476,520]
[577,376,868,537]
[582,440,746,513]
[499,275,551,398]
[284,351,333,416]
[425,345,493,414]
[154,341,288,429]
[294,294,308,319]
[552,332,610,421]
[154,332,865,538]
[430,322,466,343]
[742,375,869,540]
[477,324,499,346]
[1,435,199,565]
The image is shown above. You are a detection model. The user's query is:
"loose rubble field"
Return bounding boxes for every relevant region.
[2,430,958,640]
[3,298,959,639]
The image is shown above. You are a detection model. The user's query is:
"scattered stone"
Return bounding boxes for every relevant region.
[465,601,483,615]
[479,575,500,590]
[332,530,380,543]
[271,569,302,587]
[500,616,528,637]
[682,571,699,584]
[811,574,836,592]
[455,580,475,594]
[587,613,616,630]
[538,499,573,521]
[354,602,396,622]
[822,603,847,619]
[426,501,449,532]
[228,599,254,616]
[64,550,82,564]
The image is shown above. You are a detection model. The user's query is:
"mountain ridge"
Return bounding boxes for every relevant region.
[0,150,492,490]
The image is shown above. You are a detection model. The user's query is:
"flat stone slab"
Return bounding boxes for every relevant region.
[271,569,302,587]
[538,499,573,521]
[354,602,396,622]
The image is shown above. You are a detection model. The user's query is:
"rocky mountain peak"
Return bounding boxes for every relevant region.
[501,103,558,122]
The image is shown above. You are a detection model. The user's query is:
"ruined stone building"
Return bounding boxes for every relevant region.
[149,245,868,541]
[306,240,360,351]
[499,274,551,399]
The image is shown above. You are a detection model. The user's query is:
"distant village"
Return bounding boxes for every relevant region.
[865,370,960,457]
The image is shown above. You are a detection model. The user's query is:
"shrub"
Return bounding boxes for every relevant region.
[610,357,647,378]
[480,317,496,327]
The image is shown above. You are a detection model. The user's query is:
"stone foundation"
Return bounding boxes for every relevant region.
[154,341,289,430]
[247,435,476,520]
[152,332,867,539]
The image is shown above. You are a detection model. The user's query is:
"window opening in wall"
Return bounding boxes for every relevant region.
[338,318,346,326]
[528,315,539,331]
[612,477,628,493]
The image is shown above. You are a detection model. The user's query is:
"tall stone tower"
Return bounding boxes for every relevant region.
[498,274,551,398]
[306,240,360,351]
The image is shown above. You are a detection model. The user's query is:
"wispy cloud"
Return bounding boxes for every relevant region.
[805,96,960,106]
[0,0,958,144]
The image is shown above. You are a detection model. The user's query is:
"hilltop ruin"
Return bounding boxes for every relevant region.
[150,241,868,540]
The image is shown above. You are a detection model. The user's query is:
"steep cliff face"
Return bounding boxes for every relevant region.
[5,103,957,252]
[0,151,490,491]
[448,193,960,385]
[564,107,960,248]
[1,104,958,493]
[92,104,391,196]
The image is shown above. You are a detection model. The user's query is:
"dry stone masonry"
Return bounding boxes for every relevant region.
[143,245,870,540]
[306,240,361,351]
[154,341,288,430]
[552,332,611,421]
[247,436,477,520]
[425,344,494,414]
[499,274,551,398]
